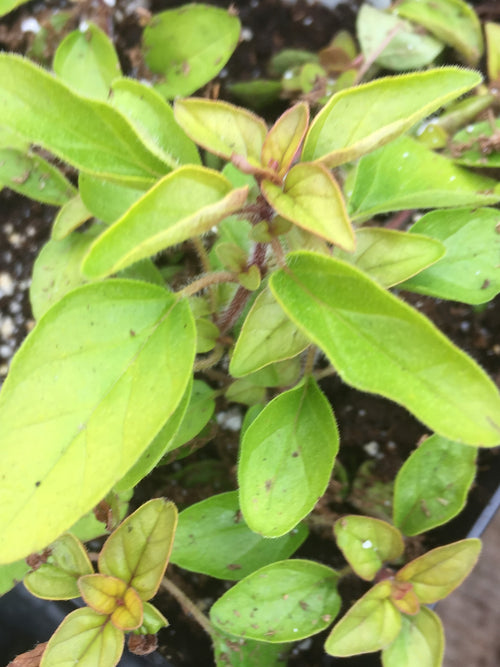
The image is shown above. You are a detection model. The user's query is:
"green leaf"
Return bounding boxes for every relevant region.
[170,491,307,580]
[396,538,481,603]
[114,377,192,492]
[396,0,483,66]
[261,103,309,178]
[382,605,444,667]
[302,67,482,167]
[239,377,339,537]
[229,80,283,110]
[230,287,309,377]
[449,117,500,168]
[348,136,500,219]
[325,581,402,656]
[138,601,169,635]
[30,228,100,320]
[393,434,476,536]
[174,98,268,164]
[0,559,30,596]
[334,516,404,581]
[486,22,500,82]
[81,166,248,279]
[262,163,355,250]
[110,78,201,168]
[143,4,240,98]
[40,607,124,667]
[210,559,341,642]
[52,194,93,240]
[269,251,500,446]
[0,0,31,17]
[401,207,500,304]
[99,499,177,601]
[0,54,167,185]
[335,228,446,288]
[0,147,76,205]
[53,22,121,99]
[0,281,194,564]
[357,5,444,71]
[78,574,143,631]
[169,380,215,450]
[213,629,291,666]
[79,172,150,225]
[24,533,93,600]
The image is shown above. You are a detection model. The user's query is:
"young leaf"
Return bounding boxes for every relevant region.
[396,538,481,603]
[78,574,143,631]
[335,228,445,288]
[113,377,192,492]
[79,172,150,225]
[0,281,194,564]
[261,163,355,250]
[174,98,267,164]
[238,377,339,537]
[230,287,309,377]
[110,78,201,168]
[261,103,309,177]
[139,601,169,635]
[382,606,444,667]
[393,434,477,536]
[99,499,177,601]
[0,147,76,206]
[486,22,500,82]
[357,4,444,71]
[348,136,500,219]
[30,228,100,320]
[334,516,404,581]
[143,4,240,98]
[40,607,124,667]
[302,67,482,167]
[81,166,248,279]
[53,23,121,99]
[395,0,483,66]
[269,251,500,446]
[24,533,93,600]
[210,559,341,642]
[170,491,307,580]
[52,194,93,240]
[325,581,402,656]
[0,54,167,185]
[401,207,500,304]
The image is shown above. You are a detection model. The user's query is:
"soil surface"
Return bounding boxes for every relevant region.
[1,1,500,666]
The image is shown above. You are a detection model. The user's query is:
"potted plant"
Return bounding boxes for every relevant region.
[0,1,499,665]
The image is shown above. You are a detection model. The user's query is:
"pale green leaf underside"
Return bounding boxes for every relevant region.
[270,251,500,446]
[0,54,167,185]
[0,281,195,563]
[302,67,482,167]
[348,136,500,219]
[82,166,248,279]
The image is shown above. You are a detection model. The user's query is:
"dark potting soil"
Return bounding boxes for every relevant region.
[1,1,500,666]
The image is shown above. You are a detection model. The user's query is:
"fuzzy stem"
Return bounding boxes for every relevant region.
[191,236,212,274]
[303,346,317,377]
[271,236,286,266]
[178,271,238,298]
[193,344,225,372]
[161,576,215,638]
[313,366,337,382]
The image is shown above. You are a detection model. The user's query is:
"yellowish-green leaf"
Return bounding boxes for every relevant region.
[40,607,124,667]
[0,54,167,185]
[269,251,500,446]
[99,499,177,601]
[261,103,309,178]
[174,98,267,164]
[334,515,404,581]
[390,580,420,615]
[230,286,309,377]
[0,281,194,564]
[52,194,93,240]
[302,67,482,167]
[53,23,121,99]
[382,607,444,667]
[325,581,402,656]
[82,166,248,279]
[262,163,355,250]
[24,533,93,600]
[396,538,481,603]
[78,574,143,631]
[396,0,483,66]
